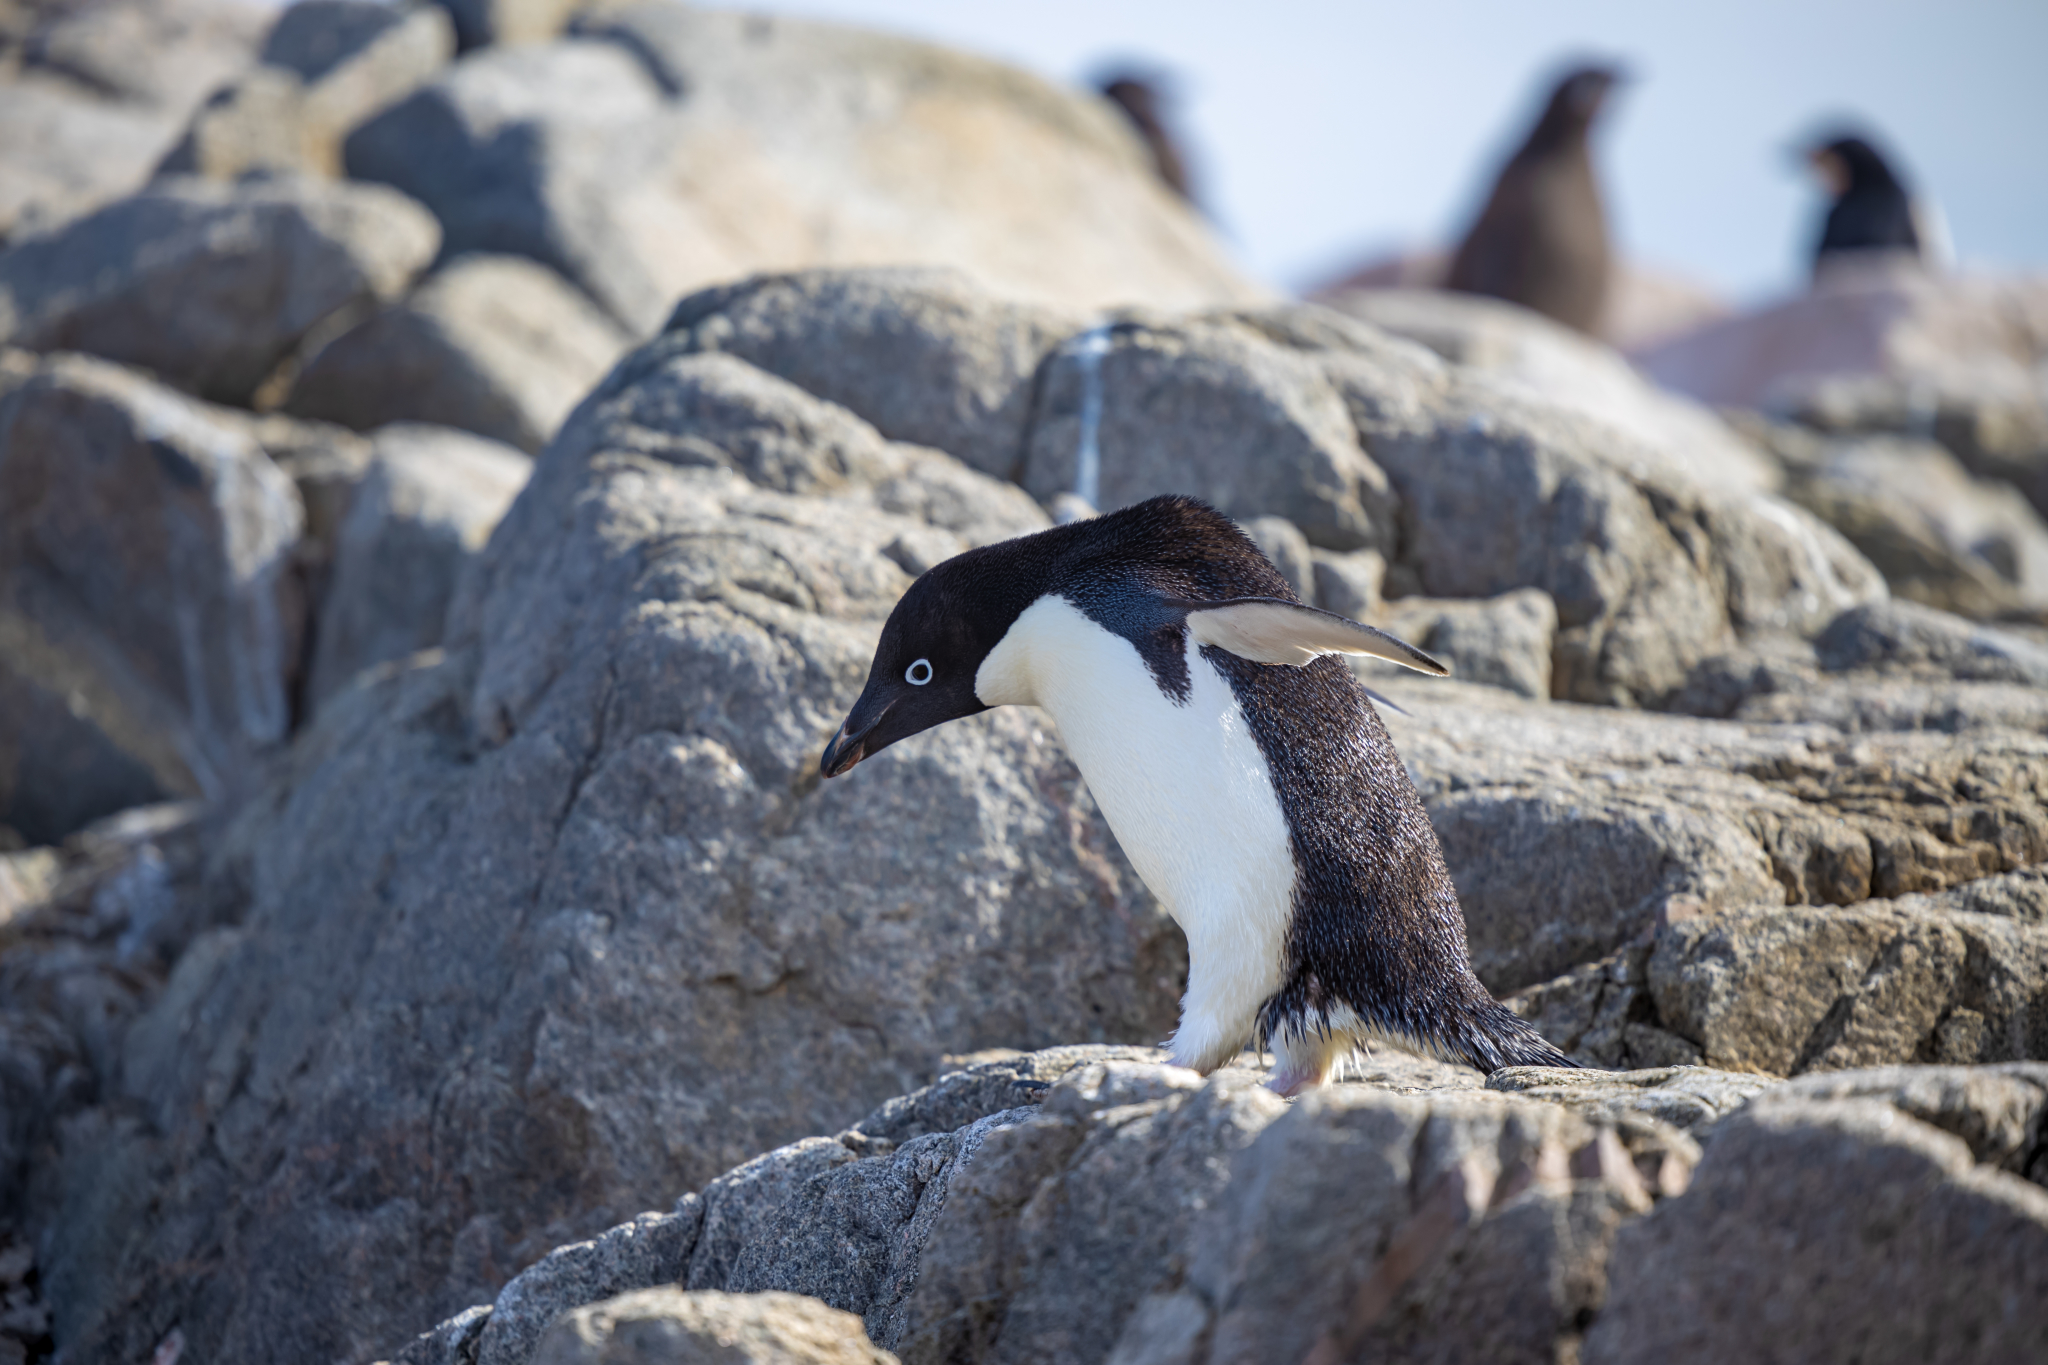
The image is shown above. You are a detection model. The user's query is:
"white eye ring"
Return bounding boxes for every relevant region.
[905,658,933,686]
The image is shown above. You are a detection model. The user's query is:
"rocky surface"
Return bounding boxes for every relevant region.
[0,0,266,242]
[345,7,1259,334]
[2,9,2046,1363]
[0,352,304,843]
[305,422,531,711]
[386,1047,2048,1365]
[531,1289,898,1365]
[286,252,632,453]
[159,0,455,181]
[0,175,440,405]
[1736,415,2048,621]
[1635,256,2048,524]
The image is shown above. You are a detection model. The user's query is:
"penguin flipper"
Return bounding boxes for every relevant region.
[1175,597,1449,676]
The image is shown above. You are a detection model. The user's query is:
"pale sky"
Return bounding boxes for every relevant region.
[774,0,2048,305]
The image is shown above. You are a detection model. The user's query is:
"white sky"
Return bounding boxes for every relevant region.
[774,0,2048,304]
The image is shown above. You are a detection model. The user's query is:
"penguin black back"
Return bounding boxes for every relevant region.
[1807,133,1922,276]
[1445,63,1621,336]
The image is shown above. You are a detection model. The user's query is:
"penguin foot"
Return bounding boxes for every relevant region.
[1267,1028,1352,1096]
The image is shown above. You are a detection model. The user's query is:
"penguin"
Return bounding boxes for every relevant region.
[1098,72,1196,204]
[1444,63,1623,335]
[1802,133,1940,277]
[820,496,1577,1093]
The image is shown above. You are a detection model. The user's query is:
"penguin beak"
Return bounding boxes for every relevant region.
[820,700,892,778]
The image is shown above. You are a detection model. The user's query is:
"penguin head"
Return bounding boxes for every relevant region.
[819,551,1017,778]
[1804,134,1906,199]
[1539,63,1625,134]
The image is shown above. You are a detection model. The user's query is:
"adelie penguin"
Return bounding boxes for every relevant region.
[821,496,1577,1094]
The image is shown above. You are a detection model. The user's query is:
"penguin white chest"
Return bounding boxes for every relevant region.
[976,595,1296,1065]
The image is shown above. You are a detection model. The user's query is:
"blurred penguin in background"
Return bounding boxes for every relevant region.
[1802,130,1950,279]
[1099,70,1197,205]
[1446,63,1624,335]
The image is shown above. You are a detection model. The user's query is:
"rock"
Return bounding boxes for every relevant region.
[1309,548,1385,621]
[1324,287,1779,497]
[1380,587,1557,699]
[1648,872,2048,1074]
[305,423,532,711]
[1635,257,2048,418]
[1238,516,1313,601]
[30,336,1180,1363]
[0,802,210,1219]
[0,176,440,405]
[1634,258,2048,521]
[530,1289,897,1365]
[1814,600,2048,687]
[0,0,266,240]
[1122,1082,1691,1365]
[13,0,263,108]
[286,254,632,453]
[0,353,303,844]
[664,270,1079,481]
[154,67,321,180]
[347,13,1261,334]
[1023,312,1403,551]
[438,0,583,51]
[474,1204,703,1365]
[1375,674,2048,994]
[899,1065,1286,1364]
[1584,1078,2048,1364]
[264,0,443,82]
[160,0,455,181]
[1742,419,2048,619]
[1325,330,1881,705]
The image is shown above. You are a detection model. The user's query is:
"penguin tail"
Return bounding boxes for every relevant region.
[1444,998,1582,1074]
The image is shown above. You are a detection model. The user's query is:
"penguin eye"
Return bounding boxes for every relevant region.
[905,658,933,686]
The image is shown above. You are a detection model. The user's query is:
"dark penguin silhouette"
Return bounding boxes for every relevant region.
[821,496,1576,1093]
[1804,133,1924,277]
[1445,64,1623,335]
[1099,73,1196,203]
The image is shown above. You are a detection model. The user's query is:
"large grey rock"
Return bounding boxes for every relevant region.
[438,0,583,51]
[347,13,1261,334]
[664,270,1079,481]
[1375,675,2048,994]
[1635,258,2048,521]
[1022,313,1401,552]
[0,353,303,844]
[1746,420,2048,619]
[1814,600,2048,687]
[160,0,455,180]
[1324,286,1779,497]
[471,1203,704,1365]
[1382,587,1557,699]
[387,1049,1720,1365]
[0,176,440,404]
[1112,1082,1683,1365]
[305,423,532,711]
[30,337,1181,1364]
[530,1289,897,1365]
[1584,1075,2048,1364]
[0,0,266,240]
[1648,873,2048,1075]
[286,253,631,453]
